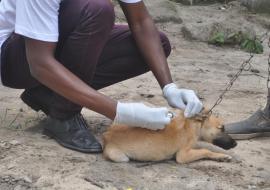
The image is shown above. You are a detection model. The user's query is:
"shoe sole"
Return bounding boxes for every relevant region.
[21,91,49,115]
[43,129,103,153]
[229,132,270,140]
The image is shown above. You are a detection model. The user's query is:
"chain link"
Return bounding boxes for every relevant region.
[207,32,270,115]
[267,36,270,91]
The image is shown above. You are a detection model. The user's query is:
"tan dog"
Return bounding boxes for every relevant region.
[102,110,237,164]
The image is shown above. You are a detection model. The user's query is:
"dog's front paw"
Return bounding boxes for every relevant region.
[221,155,232,162]
[212,154,232,162]
[218,155,232,162]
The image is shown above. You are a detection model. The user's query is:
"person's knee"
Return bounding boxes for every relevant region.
[159,32,171,58]
[81,0,115,32]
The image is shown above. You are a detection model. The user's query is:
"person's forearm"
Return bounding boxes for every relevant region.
[130,17,173,88]
[29,56,117,120]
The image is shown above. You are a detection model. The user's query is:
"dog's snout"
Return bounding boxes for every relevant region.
[213,133,237,150]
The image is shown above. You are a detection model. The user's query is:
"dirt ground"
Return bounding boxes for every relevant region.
[1,1,270,190]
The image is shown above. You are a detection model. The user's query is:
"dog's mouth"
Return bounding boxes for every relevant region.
[213,133,237,150]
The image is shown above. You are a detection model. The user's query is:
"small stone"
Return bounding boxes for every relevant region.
[146,94,155,98]
[251,69,260,73]
[7,165,15,170]
[219,6,227,10]
[14,185,23,190]
[258,181,265,186]
[0,142,11,149]
[23,176,32,183]
[248,185,257,189]
[227,73,234,78]
[9,140,20,146]
[257,167,264,171]
[140,94,155,98]
[3,176,9,179]
[4,177,10,182]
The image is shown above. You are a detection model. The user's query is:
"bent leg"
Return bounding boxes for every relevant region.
[103,145,130,162]
[56,0,115,84]
[1,34,39,89]
[91,25,171,90]
[176,148,232,164]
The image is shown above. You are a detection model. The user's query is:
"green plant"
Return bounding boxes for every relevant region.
[241,38,263,54]
[209,31,264,54]
[209,32,225,45]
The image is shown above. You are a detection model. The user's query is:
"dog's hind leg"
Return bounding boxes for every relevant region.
[176,148,232,164]
[103,145,130,162]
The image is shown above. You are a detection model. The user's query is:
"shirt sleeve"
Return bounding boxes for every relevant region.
[119,0,142,3]
[15,0,61,42]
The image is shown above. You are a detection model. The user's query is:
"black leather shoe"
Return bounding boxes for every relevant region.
[225,109,270,140]
[44,114,102,153]
[21,87,102,152]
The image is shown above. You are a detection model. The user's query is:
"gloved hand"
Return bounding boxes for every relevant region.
[163,83,203,118]
[113,102,171,130]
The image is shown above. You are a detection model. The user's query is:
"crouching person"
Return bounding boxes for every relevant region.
[0,0,202,153]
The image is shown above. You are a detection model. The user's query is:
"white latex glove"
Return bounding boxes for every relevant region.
[113,102,171,130]
[163,83,203,118]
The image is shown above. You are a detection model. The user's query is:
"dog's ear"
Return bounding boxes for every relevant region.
[201,107,210,115]
[194,107,209,121]
[170,110,186,129]
[173,109,183,117]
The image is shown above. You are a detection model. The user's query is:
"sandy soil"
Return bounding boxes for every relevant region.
[1,1,270,190]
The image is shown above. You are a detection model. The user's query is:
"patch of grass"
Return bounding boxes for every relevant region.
[241,38,263,54]
[209,32,225,45]
[209,31,264,54]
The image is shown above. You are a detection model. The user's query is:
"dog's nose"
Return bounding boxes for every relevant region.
[232,140,237,148]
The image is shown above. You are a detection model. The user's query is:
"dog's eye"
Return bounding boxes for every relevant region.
[220,125,225,132]
[218,125,225,131]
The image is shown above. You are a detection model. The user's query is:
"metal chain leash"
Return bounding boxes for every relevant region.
[267,36,270,90]
[207,32,270,115]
